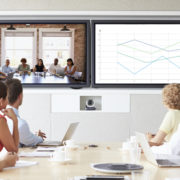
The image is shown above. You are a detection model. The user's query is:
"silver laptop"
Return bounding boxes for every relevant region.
[136,132,180,167]
[38,122,79,146]
[6,72,15,80]
[56,68,65,77]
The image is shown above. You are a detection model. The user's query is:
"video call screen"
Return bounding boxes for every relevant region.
[0,21,90,87]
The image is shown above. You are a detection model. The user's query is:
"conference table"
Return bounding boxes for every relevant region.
[12,72,82,84]
[1,143,180,180]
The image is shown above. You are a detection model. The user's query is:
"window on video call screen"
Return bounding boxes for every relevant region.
[95,24,180,84]
[0,23,87,85]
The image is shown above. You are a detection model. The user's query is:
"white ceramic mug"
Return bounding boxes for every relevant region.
[52,147,66,161]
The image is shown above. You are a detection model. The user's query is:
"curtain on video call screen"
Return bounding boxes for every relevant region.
[0,22,89,87]
[94,21,180,86]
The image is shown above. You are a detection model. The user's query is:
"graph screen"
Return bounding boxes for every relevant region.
[94,22,180,86]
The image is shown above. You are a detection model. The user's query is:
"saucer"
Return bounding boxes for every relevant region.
[91,163,143,174]
[49,158,72,164]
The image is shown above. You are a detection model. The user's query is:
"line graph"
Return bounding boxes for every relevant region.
[117,56,180,75]
[117,39,180,53]
[95,24,180,84]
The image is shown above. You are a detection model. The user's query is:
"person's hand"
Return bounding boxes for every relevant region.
[2,152,18,168]
[146,132,154,141]
[37,130,46,140]
[2,108,18,123]
[148,141,163,147]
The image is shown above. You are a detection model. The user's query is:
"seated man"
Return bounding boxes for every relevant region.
[48,58,61,74]
[6,79,46,147]
[2,59,14,74]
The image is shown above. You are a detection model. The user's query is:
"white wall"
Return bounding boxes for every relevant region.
[19,89,167,143]
[0,0,180,11]
[1,0,172,143]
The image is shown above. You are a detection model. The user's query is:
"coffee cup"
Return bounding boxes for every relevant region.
[51,147,66,161]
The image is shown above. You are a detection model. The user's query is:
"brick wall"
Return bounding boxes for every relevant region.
[0,24,86,80]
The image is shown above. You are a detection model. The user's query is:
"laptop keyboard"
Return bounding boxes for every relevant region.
[156,159,178,166]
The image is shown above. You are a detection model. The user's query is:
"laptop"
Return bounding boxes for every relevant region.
[136,132,180,167]
[38,122,79,146]
[6,72,15,80]
[56,68,65,77]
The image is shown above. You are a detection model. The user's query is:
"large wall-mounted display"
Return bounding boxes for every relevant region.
[92,20,180,88]
[1,19,180,88]
[0,20,90,87]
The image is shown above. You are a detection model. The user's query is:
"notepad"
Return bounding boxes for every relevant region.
[4,160,38,170]
[19,151,52,157]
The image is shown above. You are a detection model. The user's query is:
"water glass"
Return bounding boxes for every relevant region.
[129,147,141,164]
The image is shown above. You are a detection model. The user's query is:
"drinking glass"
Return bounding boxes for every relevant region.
[129,147,141,164]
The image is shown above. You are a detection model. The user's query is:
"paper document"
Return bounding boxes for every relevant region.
[19,151,52,157]
[36,146,58,152]
[4,160,38,170]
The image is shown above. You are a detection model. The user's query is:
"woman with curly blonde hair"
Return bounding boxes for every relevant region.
[147,83,180,146]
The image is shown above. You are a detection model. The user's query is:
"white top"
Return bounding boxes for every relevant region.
[67,65,74,74]
[169,124,180,155]
[48,64,61,74]
[7,105,43,147]
[151,123,180,155]
[66,65,77,77]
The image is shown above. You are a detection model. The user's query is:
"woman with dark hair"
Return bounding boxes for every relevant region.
[33,59,47,72]
[64,58,77,77]
[0,81,19,153]
[17,58,30,74]
[0,81,18,170]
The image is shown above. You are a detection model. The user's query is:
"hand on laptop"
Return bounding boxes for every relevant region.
[37,130,46,140]
[148,141,163,147]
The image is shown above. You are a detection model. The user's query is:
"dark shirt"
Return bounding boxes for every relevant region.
[35,65,44,72]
